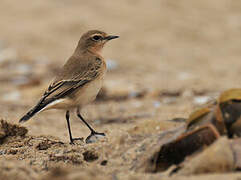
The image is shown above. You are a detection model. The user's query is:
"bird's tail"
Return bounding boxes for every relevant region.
[19,98,53,123]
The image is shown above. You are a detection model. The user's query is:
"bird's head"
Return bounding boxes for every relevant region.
[76,30,119,53]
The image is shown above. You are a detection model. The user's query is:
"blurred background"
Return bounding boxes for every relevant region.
[0,0,241,139]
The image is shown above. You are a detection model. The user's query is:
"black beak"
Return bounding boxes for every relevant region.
[104,35,119,41]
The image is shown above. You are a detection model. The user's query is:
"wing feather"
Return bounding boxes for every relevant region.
[19,56,102,123]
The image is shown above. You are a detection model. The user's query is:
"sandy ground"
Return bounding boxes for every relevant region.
[1,0,241,179]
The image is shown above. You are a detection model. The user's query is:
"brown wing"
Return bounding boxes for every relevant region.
[19,56,102,123]
[43,56,102,101]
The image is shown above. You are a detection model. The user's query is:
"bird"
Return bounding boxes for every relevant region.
[19,30,119,144]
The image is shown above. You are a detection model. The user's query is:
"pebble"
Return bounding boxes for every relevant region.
[86,133,106,144]
[106,59,118,71]
[193,96,211,105]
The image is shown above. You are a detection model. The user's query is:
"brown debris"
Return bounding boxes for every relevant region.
[186,89,241,138]
[154,124,220,172]
[133,126,186,173]
[0,119,28,143]
[175,137,234,176]
[83,150,99,162]
[136,89,241,175]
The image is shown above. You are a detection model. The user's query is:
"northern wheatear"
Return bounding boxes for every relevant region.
[19,30,119,143]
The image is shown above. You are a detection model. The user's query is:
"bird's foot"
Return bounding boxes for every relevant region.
[69,137,84,145]
[86,131,106,144]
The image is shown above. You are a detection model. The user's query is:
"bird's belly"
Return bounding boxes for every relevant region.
[73,74,104,107]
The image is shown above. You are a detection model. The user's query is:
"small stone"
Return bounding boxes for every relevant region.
[86,133,106,144]
[106,59,118,71]
[193,96,211,105]
[100,160,108,166]
[83,150,99,162]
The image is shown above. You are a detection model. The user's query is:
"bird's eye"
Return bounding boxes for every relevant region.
[92,35,102,41]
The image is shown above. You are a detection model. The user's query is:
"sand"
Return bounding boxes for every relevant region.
[0,0,241,179]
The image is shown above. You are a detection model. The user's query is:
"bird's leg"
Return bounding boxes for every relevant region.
[66,110,83,144]
[76,108,105,143]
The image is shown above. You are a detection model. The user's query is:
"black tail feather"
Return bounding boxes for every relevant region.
[19,79,90,123]
[19,111,36,123]
[19,99,53,123]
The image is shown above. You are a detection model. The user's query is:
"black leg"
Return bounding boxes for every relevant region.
[76,108,105,143]
[66,110,73,143]
[65,110,83,144]
[76,108,99,133]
